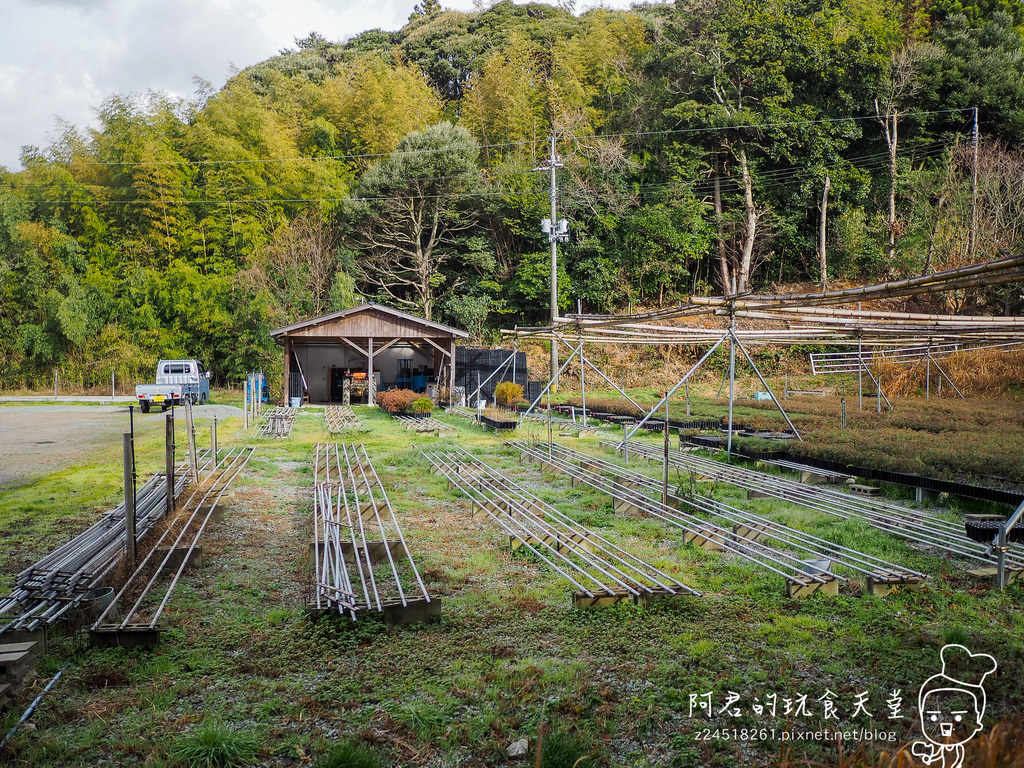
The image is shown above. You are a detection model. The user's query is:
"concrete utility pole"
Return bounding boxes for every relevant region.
[535,135,567,383]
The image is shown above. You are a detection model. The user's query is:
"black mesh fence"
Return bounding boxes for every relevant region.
[456,347,531,404]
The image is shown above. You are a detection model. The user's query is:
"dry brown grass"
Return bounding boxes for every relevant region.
[776,717,1024,768]
[873,349,1024,399]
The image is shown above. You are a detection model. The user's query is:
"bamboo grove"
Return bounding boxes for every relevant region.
[2,0,1023,388]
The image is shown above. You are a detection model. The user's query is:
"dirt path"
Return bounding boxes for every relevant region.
[0,404,243,489]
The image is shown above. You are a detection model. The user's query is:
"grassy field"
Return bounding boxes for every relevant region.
[1,401,1023,767]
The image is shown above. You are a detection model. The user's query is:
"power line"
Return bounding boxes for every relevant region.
[0,134,960,208]
[5,108,974,170]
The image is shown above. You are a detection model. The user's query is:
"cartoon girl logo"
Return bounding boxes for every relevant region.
[911,644,998,768]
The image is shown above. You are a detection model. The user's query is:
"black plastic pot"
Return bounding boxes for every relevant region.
[964,518,1024,543]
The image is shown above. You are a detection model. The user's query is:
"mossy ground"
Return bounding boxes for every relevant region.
[1,399,1022,767]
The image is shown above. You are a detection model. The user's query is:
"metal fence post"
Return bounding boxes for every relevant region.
[165,412,175,514]
[124,433,137,569]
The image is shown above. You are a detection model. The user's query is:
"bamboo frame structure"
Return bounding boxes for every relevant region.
[506,254,1024,347]
[503,254,1024,427]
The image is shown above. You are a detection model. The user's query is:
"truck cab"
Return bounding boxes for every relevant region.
[136,359,211,413]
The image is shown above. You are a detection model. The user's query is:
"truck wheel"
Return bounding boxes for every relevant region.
[140,401,150,414]
[161,403,169,411]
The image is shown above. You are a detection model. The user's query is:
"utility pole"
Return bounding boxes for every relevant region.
[535,135,567,383]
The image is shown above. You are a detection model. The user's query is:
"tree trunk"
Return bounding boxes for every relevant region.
[736,144,758,293]
[886,109,898,262]
[818,175,831,290]
[419,246,432,321]
[713,152,731,294]
[922,194,945,276]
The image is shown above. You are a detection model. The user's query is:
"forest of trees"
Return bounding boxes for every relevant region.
[2,0,1024,387]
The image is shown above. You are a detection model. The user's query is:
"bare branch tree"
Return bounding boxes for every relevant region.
[345,123,483,320]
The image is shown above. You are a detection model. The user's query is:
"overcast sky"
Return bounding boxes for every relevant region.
[0,0,638,171]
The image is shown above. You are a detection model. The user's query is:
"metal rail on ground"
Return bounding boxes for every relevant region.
[422,446,699,605]
[395,415,457,435]
[612,439,1024,575]
[751,457,851,482]
[526,442,925,596]
[311,443,435,624]
[510,440,870,598]
[324,405,367,433]
[89,446,256,646]
[258,406,297,438]
[517,410,596,434]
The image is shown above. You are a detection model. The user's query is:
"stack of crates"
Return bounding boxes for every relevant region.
[0,640,39,710]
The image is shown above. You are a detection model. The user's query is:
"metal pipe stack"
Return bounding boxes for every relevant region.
[312,443,431,619]
[0,452,210,634]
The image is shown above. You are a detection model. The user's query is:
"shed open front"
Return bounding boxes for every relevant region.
[270,304,468,406]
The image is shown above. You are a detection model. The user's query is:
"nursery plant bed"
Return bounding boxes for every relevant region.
[479,414,519,431]
[789,455,1024,506]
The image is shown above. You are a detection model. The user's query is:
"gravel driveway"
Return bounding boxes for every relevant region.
[0,404,243,488]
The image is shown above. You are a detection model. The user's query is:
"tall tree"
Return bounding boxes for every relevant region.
[320,53,443,159]
[660,0,889,292]
[344,123,486,320]
[873,43,940,264]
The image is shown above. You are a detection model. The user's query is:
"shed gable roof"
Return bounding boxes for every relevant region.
[270,303,469,340]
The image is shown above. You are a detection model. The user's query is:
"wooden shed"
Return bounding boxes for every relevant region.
[269,303,469,406]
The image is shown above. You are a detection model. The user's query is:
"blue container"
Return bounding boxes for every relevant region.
[290,397,301,408]
[412,373,428,392]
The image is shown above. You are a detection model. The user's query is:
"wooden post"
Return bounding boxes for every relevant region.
[165,412,175,514]
[124,434,137,569]
[283,338,292,406]
[367,336,375,406]
[185,399,198,483]
[243,375,249,429]
[449,339,456,406]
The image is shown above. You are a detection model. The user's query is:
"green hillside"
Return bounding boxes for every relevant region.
[2,0,1023,387]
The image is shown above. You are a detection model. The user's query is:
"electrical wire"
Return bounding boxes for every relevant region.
[3,108,973,169]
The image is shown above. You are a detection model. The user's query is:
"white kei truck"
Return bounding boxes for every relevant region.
[135,359,211,413]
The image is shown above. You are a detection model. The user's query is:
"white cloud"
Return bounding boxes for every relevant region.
[0,0,637,170]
